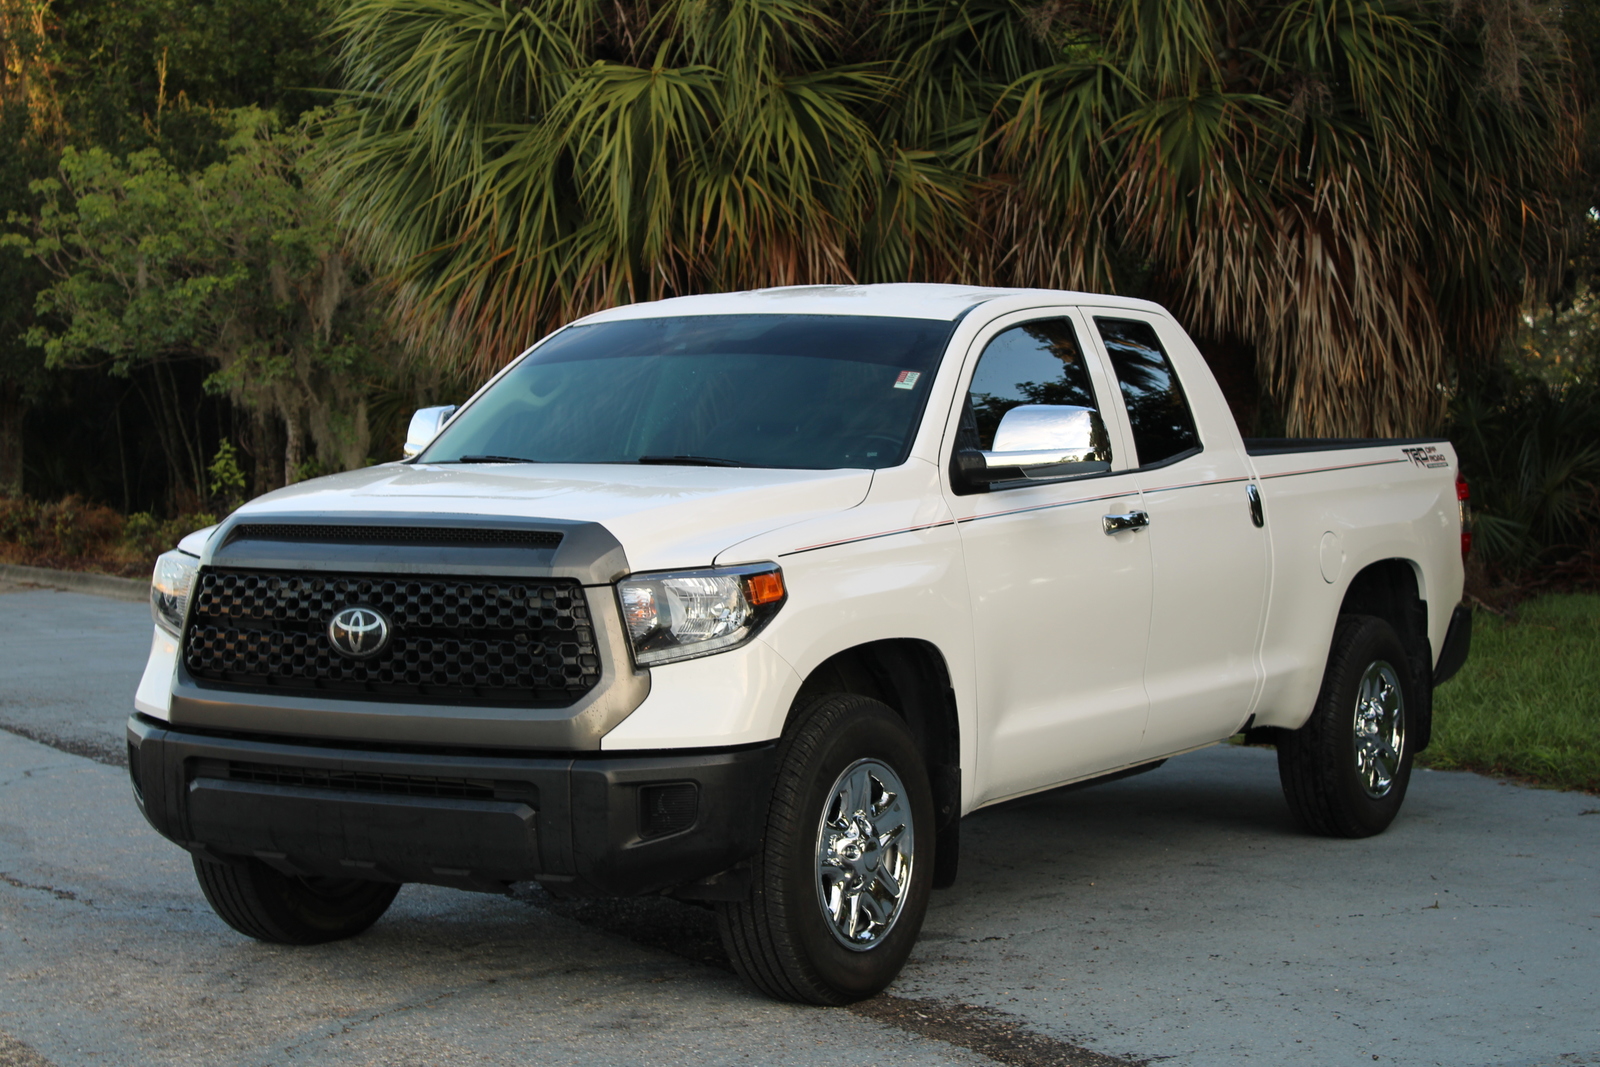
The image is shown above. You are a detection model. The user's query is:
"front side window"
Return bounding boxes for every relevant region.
[420,315,955,470]
[952,318,1112,493]
[966,319,1103,450]
[1094,317,1200,466]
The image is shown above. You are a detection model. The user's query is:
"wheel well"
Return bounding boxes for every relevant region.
[1338,559,1434,750]
[789,639,962,885]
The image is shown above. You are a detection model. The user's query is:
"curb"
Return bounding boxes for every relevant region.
[0,563,147,603]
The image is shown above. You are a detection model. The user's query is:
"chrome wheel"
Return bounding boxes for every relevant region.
[1353,659,1406,799]
[815,758,915,951]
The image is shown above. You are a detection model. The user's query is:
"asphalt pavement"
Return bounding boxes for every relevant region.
[1,581,1596,1066]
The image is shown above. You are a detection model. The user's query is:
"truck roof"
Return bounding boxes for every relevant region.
[573,283,1166,324]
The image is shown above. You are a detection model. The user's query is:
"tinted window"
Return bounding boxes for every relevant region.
[422,315,955,470]
[965,319,1105,453]
[1095,317,1200,466]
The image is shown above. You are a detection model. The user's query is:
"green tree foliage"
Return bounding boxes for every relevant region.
[1,0,64,494]
[47,0,331,157]
[4,108,395,491]
[320,0,1584,437]
[0,0,340,511]
[1450,239,1600,569]
[206,436,246,508]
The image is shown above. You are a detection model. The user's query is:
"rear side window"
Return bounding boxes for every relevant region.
[1094,317,1200,466]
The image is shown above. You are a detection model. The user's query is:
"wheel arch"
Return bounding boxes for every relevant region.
[1335,558,1434,751]
[786,639,963,887]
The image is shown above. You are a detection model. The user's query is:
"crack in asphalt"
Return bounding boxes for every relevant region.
[0,871,92,905]
[0,723,124,768]
[851,995,1145,1067]
[254,988,463,1065]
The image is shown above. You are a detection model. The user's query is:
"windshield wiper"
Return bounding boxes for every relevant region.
[448,454,543,464]
[637,454,751,468]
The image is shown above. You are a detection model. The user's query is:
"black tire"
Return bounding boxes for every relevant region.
[717,694,934,1004]
[1277,614,1418,838]
[193,855,399,945]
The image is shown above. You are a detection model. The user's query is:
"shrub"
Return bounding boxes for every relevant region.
[0,494,125,561]
[0,495,215,575]
[122,510,218,559]
[1451,369,1600,572]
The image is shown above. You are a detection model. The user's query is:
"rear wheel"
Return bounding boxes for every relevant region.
[193,855,399,944]
[1277,614,1417,838]
[717,694,933,1004]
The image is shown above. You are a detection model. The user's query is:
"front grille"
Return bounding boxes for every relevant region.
[184,569,602,706]
[229,524,563,549]
[223,761,499,801]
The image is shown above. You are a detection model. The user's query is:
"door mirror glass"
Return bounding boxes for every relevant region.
[978,405,1111,479]
[404,405,458,459]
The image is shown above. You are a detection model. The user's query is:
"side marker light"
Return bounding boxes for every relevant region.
[743,570,786,606]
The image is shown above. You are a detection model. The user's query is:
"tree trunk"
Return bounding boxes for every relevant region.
[249,409,284,497]
[284,413,303,487]
[0,380,23,496]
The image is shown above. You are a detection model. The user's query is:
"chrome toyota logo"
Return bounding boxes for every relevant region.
[327,606,391,659]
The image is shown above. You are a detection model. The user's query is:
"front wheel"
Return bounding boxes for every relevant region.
[718,694,934,1004]
[1277,614,1418,838]
[193,855,399,945]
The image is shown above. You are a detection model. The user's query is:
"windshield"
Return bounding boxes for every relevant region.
[419,314,955,470]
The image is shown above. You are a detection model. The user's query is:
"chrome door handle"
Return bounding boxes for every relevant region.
[1102,510,1150,535]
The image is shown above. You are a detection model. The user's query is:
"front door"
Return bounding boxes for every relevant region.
[942,311,1154,805]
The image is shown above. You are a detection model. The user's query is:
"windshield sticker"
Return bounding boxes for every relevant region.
[894,370,921,390]
[1401,445,1449,469]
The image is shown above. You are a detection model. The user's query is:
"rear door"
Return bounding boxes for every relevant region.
[941,310,1154,804]
[1085,312,1270,758]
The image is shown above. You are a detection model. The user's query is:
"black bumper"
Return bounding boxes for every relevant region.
[1433,604,1473,686]
[126,714,776,898]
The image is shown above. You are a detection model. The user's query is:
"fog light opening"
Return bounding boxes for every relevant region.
[639,782,699,839]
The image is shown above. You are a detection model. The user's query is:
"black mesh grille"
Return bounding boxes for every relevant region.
[223,761,499,801]
[184,569,601,706]
[639,783,699,838]
[229,524,563,549]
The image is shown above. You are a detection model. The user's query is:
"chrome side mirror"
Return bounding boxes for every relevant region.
[958,405,1111,485]
[403,405,458,459]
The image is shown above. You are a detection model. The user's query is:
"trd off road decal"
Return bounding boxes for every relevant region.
[1401,445,1449,469]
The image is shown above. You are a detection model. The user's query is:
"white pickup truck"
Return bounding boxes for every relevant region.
[129,284,1472,1004]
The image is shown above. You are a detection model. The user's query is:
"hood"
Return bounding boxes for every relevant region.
[233,462,874,572]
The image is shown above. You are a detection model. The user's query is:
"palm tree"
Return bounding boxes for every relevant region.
[320,0,1582,436]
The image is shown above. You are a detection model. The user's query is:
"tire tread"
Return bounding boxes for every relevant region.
[718,693,929,1004]
[192,855,398,945]
[1277,614,1415,838]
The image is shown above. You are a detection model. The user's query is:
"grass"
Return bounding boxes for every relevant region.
[1421,593,1600,793]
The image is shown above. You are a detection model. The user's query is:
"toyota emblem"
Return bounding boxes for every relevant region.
[327,606,391,659]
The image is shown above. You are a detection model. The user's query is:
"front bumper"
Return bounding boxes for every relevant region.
[127,714,776,898]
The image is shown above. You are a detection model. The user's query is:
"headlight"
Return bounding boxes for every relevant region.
[617,564,786,666]
[151,550,200,637]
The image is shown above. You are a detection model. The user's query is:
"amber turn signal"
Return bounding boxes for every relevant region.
[743,570,786,606]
